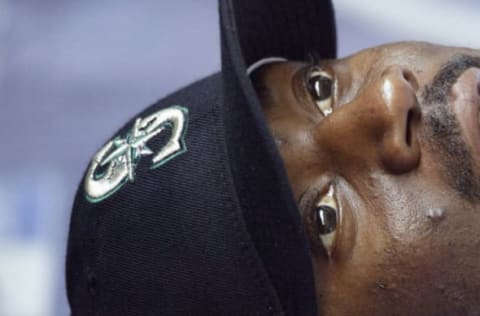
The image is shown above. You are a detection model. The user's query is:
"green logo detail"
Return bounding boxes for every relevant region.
[84,106,188,203]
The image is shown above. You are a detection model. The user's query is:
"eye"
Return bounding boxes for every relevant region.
[309,184,338,257]
[306,68,333,117]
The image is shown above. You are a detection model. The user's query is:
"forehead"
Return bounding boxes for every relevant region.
[338,42,480,73]
[323,42,480,103]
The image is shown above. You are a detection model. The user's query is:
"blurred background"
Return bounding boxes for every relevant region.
[1,0,479,315]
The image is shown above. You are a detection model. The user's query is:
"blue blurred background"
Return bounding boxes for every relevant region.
[1,0,479,315]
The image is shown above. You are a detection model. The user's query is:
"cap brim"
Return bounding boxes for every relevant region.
[219,0,336,314]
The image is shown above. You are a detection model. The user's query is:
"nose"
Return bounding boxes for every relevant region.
[315,66,421,174]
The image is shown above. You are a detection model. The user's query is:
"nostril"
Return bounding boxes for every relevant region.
[406,109,413,147]
[405,106,421,147]
[402,69,419,91]
[381,104,421,174]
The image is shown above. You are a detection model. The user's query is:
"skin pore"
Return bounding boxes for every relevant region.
[252,42,480,316]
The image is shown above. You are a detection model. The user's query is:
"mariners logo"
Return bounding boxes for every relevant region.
[84,106,188,203]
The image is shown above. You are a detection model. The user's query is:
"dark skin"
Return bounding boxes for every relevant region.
[252,42,480,316]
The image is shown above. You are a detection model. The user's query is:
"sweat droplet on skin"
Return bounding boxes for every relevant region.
[426,207,446,220]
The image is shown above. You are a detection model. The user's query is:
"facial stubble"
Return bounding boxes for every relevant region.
[422,55,480,201]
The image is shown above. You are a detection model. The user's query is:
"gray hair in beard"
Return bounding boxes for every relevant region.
[422,55,480,202]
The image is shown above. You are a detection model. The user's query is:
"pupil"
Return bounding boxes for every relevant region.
[315,205,337,235]
[308,75,332,101]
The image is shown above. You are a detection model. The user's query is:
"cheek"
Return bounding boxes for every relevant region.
[313,227,480,316]
[313,175,480,316]
[312,181,394,316]
[365,178,480,314]
[311,233,395,316]
[369,231,480,315]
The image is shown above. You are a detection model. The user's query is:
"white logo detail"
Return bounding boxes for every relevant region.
[84,106,188,202]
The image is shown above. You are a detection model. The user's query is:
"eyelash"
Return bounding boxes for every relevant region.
[300,183,334,219]
[299,182,340,256]
[306,52,322,67]
[304,66,334,117]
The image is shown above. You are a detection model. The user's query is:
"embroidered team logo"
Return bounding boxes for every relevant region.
[84,106,188,202]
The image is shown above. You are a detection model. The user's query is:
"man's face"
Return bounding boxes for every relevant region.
[253,42,480,315]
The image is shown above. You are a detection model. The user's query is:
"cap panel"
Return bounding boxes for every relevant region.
[226,0,336,65]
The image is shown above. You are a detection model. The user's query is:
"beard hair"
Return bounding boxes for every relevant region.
[424,103,480,201]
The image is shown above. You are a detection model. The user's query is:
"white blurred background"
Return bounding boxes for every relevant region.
[1,0,479,315]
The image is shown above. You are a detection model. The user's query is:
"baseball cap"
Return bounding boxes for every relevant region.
[66,0,336,315]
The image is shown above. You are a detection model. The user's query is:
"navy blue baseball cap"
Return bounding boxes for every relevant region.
[66,0,336,315]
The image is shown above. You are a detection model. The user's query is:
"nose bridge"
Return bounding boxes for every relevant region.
[315,65,421,174]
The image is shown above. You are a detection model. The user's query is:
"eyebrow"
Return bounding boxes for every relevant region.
[422,54,480,105]
[250,68,275,108]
